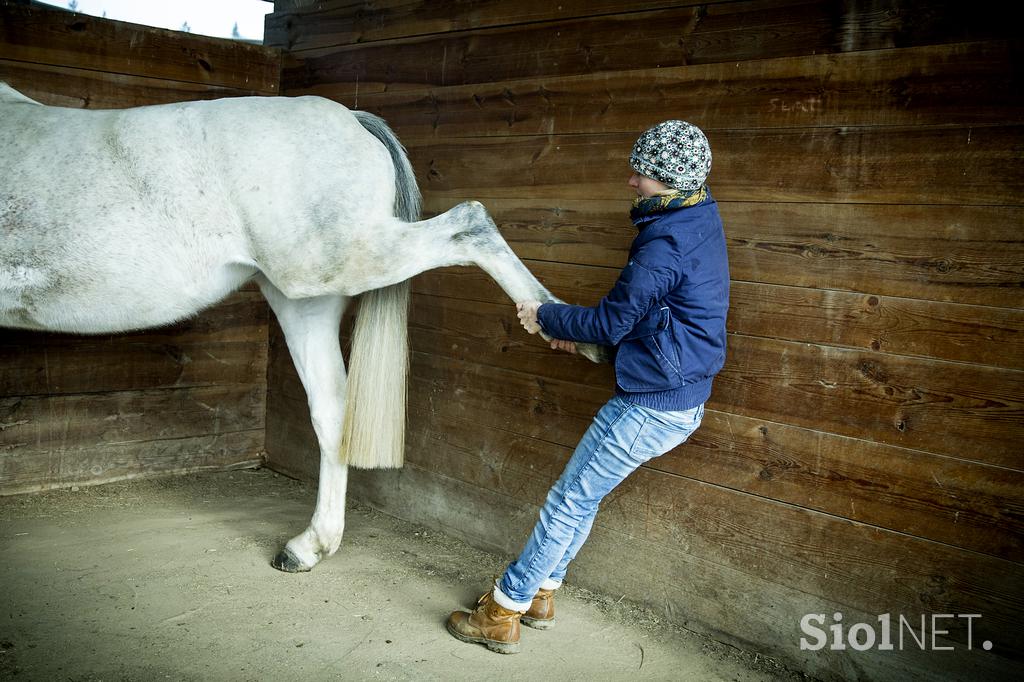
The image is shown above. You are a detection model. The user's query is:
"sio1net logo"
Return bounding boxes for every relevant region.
[799,612,992,652]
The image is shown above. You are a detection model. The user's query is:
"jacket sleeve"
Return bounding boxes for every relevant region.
[536,235,682,345]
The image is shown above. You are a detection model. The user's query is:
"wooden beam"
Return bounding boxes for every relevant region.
[267,0,717,51]
[421,198,1024,309]
[293,41,1022,135]
[280,0,1012,89]
[0,386,266,494]
[412,265,1024,368]
[0,294,268,398]
[0,59,275,108]
[399,126,1024,205]
[0,430,263,496]
[0,3,280,92]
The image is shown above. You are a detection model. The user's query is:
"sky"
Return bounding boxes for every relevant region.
[37,0,272,41]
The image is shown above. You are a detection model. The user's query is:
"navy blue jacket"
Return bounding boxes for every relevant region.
[537,194,729,411]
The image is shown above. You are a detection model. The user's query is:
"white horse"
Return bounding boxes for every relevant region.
[0,82,607,572]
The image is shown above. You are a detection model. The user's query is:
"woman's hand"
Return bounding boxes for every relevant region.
[549,338,577,354]
[516,300,542,334]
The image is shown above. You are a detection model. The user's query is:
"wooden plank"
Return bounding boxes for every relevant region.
[0,384,266,453]
[407,291,614,389]
[0,59,274,109]
[0,384,266,493]
[267,0,717,51]
[297,41,1022,135]
[264,319,319,481]
[0,291,267,347]
[401,126,1024,205]
[0,430,263,496]
[0,338,267,398]
[0,3,280,92]
[412,264,1024,369]
[650,409,1024,564]
[421,197,1024,309]
[727,282,1024,371]
[716,335,1023,470]
[720,202,1024,309]
[410,270,1024,472]
[281,0,1013,90]
[0,293,269,397]
[264,399,319,482]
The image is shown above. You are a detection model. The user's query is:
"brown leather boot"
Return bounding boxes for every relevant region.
[446,590,524,654]
[521,588,556,630]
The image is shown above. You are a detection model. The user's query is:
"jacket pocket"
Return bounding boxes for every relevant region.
[614,329,683,392]
[622,305,671,341]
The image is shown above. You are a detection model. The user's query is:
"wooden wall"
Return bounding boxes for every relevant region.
[0,2,280,495]
[265,1,1022,679]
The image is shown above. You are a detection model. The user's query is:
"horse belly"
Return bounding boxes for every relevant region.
[2,104,260,333]
[1,188,257,333]
[0,250,257,334]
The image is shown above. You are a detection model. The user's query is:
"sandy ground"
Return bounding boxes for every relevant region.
[0,468,806,681]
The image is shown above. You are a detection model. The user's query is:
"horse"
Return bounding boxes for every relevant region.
[0,82,608,572]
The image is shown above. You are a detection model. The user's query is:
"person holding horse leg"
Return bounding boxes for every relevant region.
[446,120,730,654]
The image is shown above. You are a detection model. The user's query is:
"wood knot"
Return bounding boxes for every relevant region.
[859,361,888,383]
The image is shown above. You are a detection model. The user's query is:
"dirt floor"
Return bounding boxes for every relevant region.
[0,468,806,681]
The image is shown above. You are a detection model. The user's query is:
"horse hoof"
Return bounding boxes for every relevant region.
[578,342,613,364]
[271,548,311,573]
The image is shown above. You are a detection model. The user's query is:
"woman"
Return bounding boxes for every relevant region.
[447,120,730,654]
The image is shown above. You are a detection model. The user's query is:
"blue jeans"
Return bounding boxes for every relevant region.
[497,395,704,608]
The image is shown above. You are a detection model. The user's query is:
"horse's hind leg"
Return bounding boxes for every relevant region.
[257,275,350,572]
[371,201,611,363]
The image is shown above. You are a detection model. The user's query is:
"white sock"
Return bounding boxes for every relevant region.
[540,578,562,591]
[492,584,531,612]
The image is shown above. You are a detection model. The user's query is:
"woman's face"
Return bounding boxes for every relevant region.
[628,172,671,199]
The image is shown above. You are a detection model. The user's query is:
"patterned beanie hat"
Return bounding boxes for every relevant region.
[630,120,712,191]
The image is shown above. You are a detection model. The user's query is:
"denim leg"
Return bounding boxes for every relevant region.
[497,398,704,607]
[549,402,705,583]
[548,513,594,584]
[497,396,647,604]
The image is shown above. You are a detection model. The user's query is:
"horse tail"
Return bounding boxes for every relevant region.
[351,110,421,222]
[340,111,421,469]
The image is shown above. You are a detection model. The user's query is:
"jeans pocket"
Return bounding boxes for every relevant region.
[630,408,702,459]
